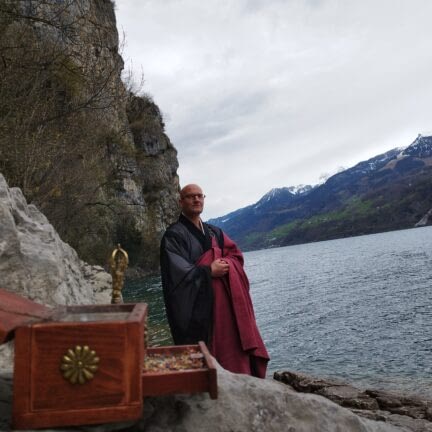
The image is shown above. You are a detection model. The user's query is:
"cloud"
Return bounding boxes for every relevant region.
[116,0,432,218]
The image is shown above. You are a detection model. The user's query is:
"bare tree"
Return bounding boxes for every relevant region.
[0,0,130,263]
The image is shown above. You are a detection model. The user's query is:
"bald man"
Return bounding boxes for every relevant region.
[160,184,269,377]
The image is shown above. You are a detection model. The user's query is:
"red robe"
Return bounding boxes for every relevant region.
[197,233,269,378]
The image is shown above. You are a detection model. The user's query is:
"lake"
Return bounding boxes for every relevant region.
[124,226,432,398]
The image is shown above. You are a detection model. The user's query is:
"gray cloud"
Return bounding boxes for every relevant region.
[116,0,432,218]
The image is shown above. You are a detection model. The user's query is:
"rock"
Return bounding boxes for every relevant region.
[273,370,344,393]
[375,396,403,409]
[0,174,112,307]
[274,371,432,432]
[366,390,430,420]
[354,409,432,432]
[0,174,112,370]
[82,263,113,305]
[0,344,14,374]
[0,373,13,432]
[351,409,388,422]
[415,208,432,227]
[0,365,407,432]
[275,371,380,411]
[317,385,380,410]
[120,93,180,271]
[383,414,432,432]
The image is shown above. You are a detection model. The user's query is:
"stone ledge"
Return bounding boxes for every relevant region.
[274,370,432,432]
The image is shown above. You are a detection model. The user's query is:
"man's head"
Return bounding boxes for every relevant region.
[179,184,206,218]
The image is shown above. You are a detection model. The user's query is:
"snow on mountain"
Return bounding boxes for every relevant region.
[288,184,315,195]
[403,134,432,158]
[256,188,293,205]
[252,185,315,210]
[208,135,432,234]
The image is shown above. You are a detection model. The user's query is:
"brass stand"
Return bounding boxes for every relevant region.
[109,244,129,304]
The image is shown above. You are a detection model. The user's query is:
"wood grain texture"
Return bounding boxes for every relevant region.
[0,288,52,344]
[12,303,147,430]
[199,341,218,399]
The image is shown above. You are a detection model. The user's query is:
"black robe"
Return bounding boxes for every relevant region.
[160,214,224,345]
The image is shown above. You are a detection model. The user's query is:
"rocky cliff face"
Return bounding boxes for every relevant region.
[119,93,180,271]
[0,0,179,273]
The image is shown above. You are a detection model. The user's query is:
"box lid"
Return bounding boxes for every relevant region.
[0,288,52,344]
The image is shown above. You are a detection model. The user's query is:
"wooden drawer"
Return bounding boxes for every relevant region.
[142,342,217,399]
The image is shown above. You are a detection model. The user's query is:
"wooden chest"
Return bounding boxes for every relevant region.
[0,288,217,430]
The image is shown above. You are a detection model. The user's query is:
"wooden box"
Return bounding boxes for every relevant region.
[11,302,147,429]
[0,288,217,430]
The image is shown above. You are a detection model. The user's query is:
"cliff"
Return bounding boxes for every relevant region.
[0,0,179,272]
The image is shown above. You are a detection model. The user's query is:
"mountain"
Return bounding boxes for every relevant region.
[208,135,432,250]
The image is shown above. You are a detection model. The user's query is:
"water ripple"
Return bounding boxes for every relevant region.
[247,226,432,398]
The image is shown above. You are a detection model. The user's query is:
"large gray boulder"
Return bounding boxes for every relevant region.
[0,174,112,370]
[0,174,111,306]
[0,366,407,432]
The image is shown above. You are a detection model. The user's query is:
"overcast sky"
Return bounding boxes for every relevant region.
[115,0,432,219]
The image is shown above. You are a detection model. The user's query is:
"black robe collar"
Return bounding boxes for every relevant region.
[179,214,213,252]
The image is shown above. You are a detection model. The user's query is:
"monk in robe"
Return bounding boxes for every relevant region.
[160,183,269,378]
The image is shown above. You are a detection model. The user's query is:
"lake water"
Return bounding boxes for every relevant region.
[124,226,432,398]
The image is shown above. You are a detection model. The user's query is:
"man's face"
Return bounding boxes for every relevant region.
[180,185,205,218]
